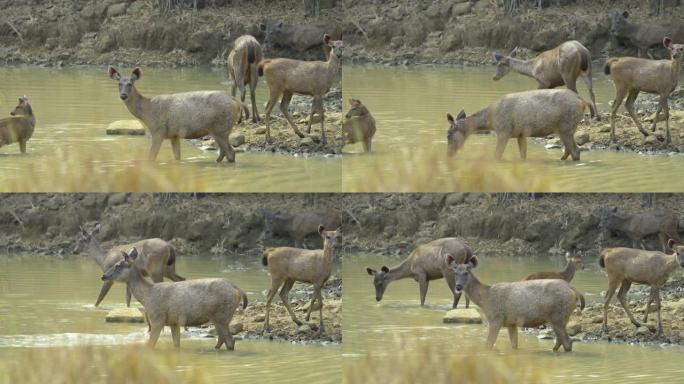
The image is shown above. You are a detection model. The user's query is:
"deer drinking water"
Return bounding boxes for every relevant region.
[604,37,683,144]
[448,256,585,352]
[108,67,245,162]
[228,35,263,123]
[493,41,599,120]
[0,96,35,154]
[599,240,684,336]
[74,222,185,307]
[446,89,591,161]
[261,225,342,333]
[524,254,584,282]
[366,238,473,309]
[342,98,376,153]
[102,247,247,350]
[599,207,680,252]
[258,34,343,144]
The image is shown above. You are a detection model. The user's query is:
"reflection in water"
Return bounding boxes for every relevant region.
[342,65,684,192]
[0,67,340,192]
[343,255,684,384]
[0,257,341,383]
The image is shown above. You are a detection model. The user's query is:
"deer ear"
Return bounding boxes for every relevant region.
[664,37,673,48]
[258,23,266,32]
[108,66,120,80]
[447,113,454,123]
[318,224,325,234]
[622,11,629,18]
[493,52,503,61]
[381,265,390,273]
[510,47,518,58]
[456,109,466,120]
[323,34,332,45]
[126,247,139,261]
[667,239,677,251]
[446,254,456,266]
[366,267,376,276]
[469,256,479,268]
[131,68,142,81]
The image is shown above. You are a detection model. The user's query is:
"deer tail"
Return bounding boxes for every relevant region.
[257,60,271,77]
[579,49,589,72]
[262,248,274,266]
[571,286,586,311]
[167,245,177,266]
[237,287,248,309]
[599,250,607,268]
[247,42,256,64]
[603,58,618,75]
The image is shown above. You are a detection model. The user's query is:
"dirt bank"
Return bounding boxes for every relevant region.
[1,193,682,260]
[195,276,342,345]
[343,0,681,67]
[0,0,343,68]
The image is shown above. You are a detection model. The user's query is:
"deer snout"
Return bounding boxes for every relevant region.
[120,94,128,100]
[101,275,107,281]
[376,296,382,302]
[454,284,463,294]
[9,111,15,116]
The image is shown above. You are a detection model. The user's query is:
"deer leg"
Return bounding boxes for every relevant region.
[147,323,163,348]
[517,137,527,159]
[417,274,429,306]
[624,89,649,137]
[363,137,372,153]
[263,91,280,144]
[305,284,319,322]
[171,325,181,348]
[603,279,619,332]
[559,132,580,161]
[494,135,509,160]
[170,137,181,161]
[316,285,325,333]
[655,287,663,337]
[215,321,234,351]
[279,278,302,326]
[95,280,114,307]
[125,285,132,307]
[616,280,640,328]
[249,71,259,123]
[610,88,627,143]
[643,286,656,323]
[445,273,461,309]
[663,97,671,144]
[658,233,669,253]
[306,99,316,134]
[263,277,283,332]
[212,132,235,163]
[581,71,600,121]
[148,134,164,161]
[19,139,27,154]
[317,96,327,144]
[486,322,501,349]
[280,91,306,138]
[507,326,519,349]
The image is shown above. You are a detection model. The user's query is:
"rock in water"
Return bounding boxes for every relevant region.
[105,307,145,323]
[106,120,146,136]
[443,307,483,324]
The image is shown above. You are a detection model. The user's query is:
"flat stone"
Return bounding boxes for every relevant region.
[297,324,312,333]
[300,137,314,147]
[575,131,590,146]
[255,127,267,134]
[229,133,245,147]
[106,120,146,136]
[443,307,482,324]
[253,313,265,322]
[567,321,582,336]
[105,307,145,323]
[537,330,554,339]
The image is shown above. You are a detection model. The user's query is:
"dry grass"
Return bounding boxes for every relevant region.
[344,340,547,384]
[2,346,209,384]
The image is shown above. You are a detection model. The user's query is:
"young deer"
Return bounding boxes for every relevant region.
[102,247,247,350]
[261,225,342,333]
[599,239,684,336]
[228,35,263,123]
[448,256,585,352]
[366,238,473,309]
[108,67,245,162]
[0,96,36,154]
[604,37,683,144]
[343,98,376,153]
[258,34,343,144]
[493,41,599,120]
[74,222,184,307]
[524,254,584,282]
[446,89,590,161]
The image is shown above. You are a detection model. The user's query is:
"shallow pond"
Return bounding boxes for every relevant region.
[0,256,341,383]
[343,254,684,383]
[0,67,340,192]
[342,65,684,192]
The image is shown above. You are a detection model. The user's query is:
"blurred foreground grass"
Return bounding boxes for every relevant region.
[2,346,208,384]
[344,340,547,384]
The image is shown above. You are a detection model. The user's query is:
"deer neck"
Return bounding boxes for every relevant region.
[126,266,154,308]
[508,57,535,79]
[671,55,683,87]
[666,252,680,274]
[125,86,152,123]
[464,108,491,136]
[322,238,336,264]
[387,258,413,282]
[561,261,576,281]
[463,273,491,310]
[87,236,108,269]
[326,51,341,85]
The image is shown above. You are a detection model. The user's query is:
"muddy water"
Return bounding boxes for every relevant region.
[342,65,684,192]
[0,67,340,192]
[343,255,684,383]
[0,257,341,383]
